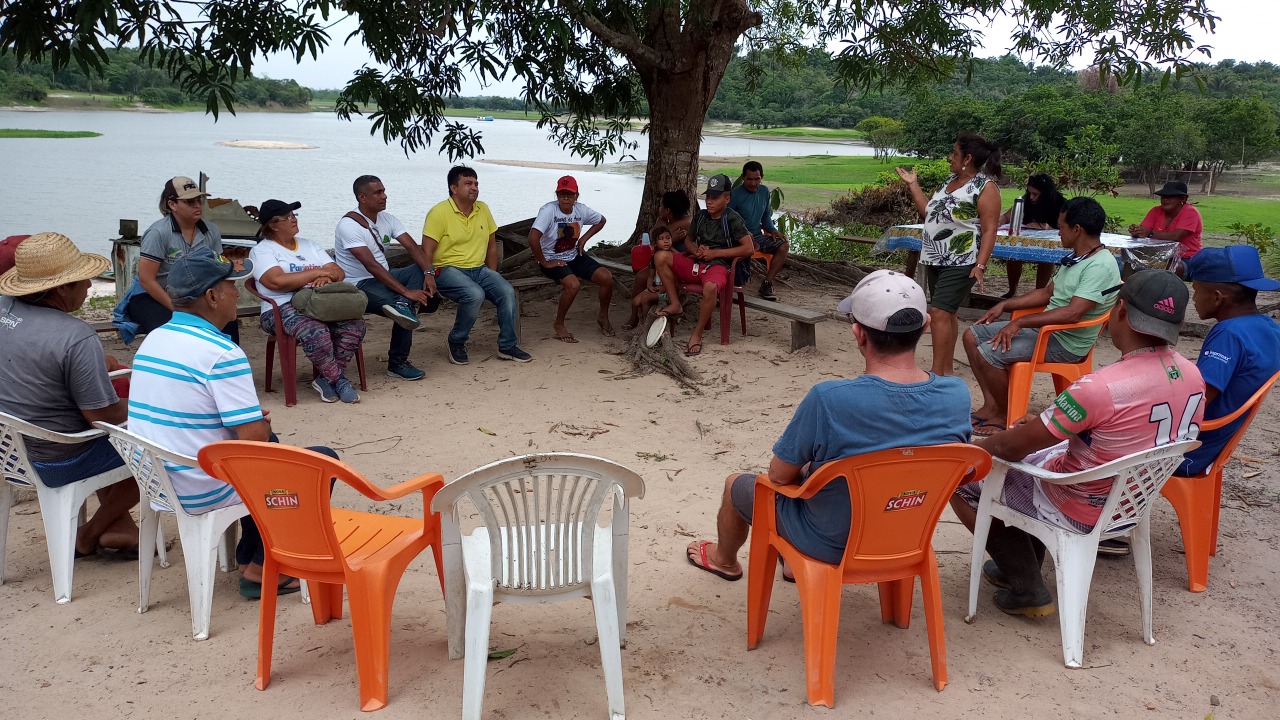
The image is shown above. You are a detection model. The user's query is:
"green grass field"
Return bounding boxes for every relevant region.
[0,129,102,138]
[441,107,539,121]
[702,155,1280,233]
[728,127,866,141]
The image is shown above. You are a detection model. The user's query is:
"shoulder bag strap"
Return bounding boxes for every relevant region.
[344,211,379,243]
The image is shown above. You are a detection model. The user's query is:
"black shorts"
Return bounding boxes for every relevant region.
[925,264,976,313]
[540,254,604,283]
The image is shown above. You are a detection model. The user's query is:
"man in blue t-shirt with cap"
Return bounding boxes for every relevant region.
[1180,245,1280,475]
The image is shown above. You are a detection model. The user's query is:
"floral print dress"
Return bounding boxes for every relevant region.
[922,173,990,267]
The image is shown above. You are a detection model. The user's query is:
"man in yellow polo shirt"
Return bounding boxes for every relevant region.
[421,165,531,364]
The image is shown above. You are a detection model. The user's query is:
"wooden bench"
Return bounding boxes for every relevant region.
[741,295,828,351]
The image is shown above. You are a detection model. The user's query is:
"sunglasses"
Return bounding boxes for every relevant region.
[269,212,297,224]
[1059,244,1107,267]
[171,197,203,207]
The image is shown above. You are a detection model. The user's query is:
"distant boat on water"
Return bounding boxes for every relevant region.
[475,116,494,121]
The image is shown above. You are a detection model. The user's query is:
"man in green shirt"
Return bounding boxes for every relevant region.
[964,196,1121,434]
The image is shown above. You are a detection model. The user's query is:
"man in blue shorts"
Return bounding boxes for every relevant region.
[529,175,615,342]
[0,232,139,557]
[685,270,971,579]
[963,196,1121,435]
[729,160,789,301]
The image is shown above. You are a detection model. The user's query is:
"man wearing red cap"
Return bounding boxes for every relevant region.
[528,175,614,342]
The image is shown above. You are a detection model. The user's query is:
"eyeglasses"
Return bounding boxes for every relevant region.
[171,198,203,207]
[269,212,297,224]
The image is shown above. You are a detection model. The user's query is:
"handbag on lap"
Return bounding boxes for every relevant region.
[291,282,367,322]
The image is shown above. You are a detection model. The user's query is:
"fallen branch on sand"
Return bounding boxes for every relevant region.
[610,309,703,392]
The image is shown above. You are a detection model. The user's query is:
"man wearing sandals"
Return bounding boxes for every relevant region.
[686,271,971,580]
[128,249,341,599]
[529,175,615,343]
[654,174,755,357]
[963,197,1120,436]
[952,270,1204,616]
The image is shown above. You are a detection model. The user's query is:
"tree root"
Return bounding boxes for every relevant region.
[610,312,703,392]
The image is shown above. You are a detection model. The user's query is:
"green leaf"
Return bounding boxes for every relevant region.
[487,648,518,661]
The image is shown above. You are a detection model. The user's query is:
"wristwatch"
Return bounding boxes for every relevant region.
[976,263,987,270]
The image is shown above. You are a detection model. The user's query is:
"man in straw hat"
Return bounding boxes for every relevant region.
[685,270,971,580]
[0,233,140,556]
[127,247,341,598]
[953,269,1205,616]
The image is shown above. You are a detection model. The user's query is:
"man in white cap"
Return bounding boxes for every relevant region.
[0,232,140,556]
[685,270,971,580]
[952,269,1205,615]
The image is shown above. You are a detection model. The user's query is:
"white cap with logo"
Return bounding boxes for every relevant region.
[837,269,927,332]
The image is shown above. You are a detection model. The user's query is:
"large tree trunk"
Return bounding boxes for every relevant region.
[619,2,760,243]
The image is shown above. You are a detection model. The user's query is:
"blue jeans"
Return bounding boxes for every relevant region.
[356,265,426,368]
[435,265,519,349]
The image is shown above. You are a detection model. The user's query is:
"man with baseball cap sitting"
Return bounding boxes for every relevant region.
[686,270,971,580]
[653,173,755,357]
[0,232,140,557]
[1179,245,1280,476]
[127,247,341,597]
[952,269,1205,615]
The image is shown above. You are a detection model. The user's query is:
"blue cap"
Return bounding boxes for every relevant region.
[1185,246,1280,292]
[166,247,253,301]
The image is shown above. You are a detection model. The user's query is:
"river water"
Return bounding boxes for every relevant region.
[0,110,871,256]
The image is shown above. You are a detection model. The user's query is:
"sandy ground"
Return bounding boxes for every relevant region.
[3,270,1279,720]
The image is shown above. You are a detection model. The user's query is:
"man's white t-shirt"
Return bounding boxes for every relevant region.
[334,209,409,283]
[531,201,604,262]
[248,237,333,312]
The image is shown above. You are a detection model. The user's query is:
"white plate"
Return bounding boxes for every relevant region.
[645,315,668,348]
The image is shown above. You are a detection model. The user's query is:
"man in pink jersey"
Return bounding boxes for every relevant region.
[951,269,1205,616]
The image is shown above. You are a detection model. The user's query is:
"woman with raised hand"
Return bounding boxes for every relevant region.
[249,199,366,404]
[896,131,1002,375]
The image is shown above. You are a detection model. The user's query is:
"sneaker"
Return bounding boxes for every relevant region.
[758,280,778,302]
[333,376,360,403]
[447,342,469,365]
[1097,538,1132,557]
[386,362,425,381]
[498,345,533,363]
[982,559,1011,589]
[311,377,338,403]
[382,301,421,330]
[993,587,1056,617]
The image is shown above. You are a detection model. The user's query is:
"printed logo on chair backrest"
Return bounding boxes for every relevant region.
[884,490,927,512]
[264,489,300,509]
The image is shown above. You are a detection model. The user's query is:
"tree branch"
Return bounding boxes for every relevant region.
[571,8,674,72]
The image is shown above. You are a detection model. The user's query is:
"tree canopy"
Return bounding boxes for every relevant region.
[0,0,1223,235]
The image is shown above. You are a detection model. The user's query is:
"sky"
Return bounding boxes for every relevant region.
[256,0,1279,94]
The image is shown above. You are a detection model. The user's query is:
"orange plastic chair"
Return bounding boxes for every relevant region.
[1161,369,1280,592]
[1004,306,1112,427]
[677,256,748,345]
[197,441,444,712]
[245,278,368,408]
[746,444,991,707]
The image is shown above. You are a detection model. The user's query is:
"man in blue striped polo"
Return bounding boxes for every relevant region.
[128,247,339,599]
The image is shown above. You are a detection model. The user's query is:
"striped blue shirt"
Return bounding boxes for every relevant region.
[128,312,263,513]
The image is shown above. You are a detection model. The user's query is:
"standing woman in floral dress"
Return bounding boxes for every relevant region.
[896,132,1002,375]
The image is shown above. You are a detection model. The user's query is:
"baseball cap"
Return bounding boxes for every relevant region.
[1119,269,1187,345]
[837,269,927,332]
[0,234,31,275]
[163,176,209,202]
[556,176,579,194]
[1184,245,1280,291]
[257,199,302,226]
[166,247,253,302]
[702,174,732,198]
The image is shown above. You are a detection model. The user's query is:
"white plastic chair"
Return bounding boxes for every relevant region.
[431,453,645,720]
[965,439,1200,668]
[95,422,308,639]
[0,410,164,604]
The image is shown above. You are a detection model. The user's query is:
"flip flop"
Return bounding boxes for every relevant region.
[74,547,98,560]
[970,412,986,428]
[972,421,1007,438]
[598,321,616,337]
[686,540,742,581]
[684,340,703,357]
[239,575,302,600]
[98,545,140,560]
[554,334,579,343]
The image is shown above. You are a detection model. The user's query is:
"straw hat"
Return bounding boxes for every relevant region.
[0,232,110,297]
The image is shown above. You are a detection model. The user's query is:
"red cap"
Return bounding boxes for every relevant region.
[0,235,32,275]
[556,176,579,194]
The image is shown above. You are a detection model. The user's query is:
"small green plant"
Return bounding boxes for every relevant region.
[1229,222,1277,255]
